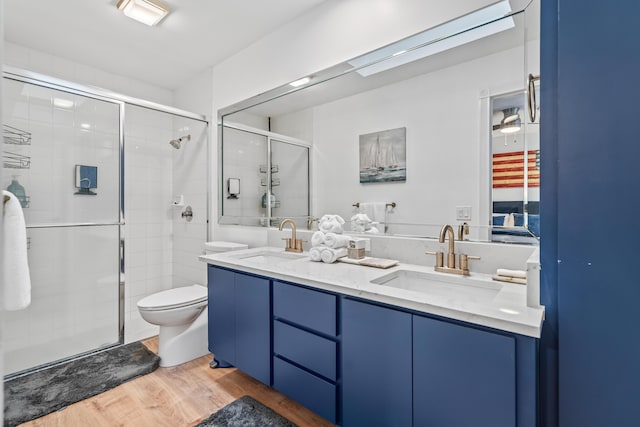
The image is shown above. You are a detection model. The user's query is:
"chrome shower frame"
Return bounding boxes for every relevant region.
[2,66,209,378]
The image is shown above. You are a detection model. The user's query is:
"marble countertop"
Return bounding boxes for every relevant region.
[200,247,544,338]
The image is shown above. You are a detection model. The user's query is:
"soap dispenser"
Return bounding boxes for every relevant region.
[261,191,276,209]
[6,178,29,208]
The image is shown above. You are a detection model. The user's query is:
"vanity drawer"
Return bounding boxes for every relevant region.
[273,356,337,423]
[274,320,337,381]
[273,281,337,336]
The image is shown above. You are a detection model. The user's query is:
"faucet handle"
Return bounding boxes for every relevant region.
[459,254,480,272]
[425,251,444,268]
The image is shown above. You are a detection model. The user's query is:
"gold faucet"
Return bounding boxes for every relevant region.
[426,224,480,276]
[279,219,303,253]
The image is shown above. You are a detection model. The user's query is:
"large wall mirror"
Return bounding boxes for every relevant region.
[219,0,540,244]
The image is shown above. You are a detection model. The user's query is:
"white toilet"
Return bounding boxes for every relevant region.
[137,284,209,367]
[137,241,248,367]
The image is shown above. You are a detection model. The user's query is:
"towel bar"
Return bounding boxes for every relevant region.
[352,202,397,209]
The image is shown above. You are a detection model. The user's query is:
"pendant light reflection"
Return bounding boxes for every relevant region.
[495,107,521,134]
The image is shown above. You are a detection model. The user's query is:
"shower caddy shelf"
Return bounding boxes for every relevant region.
[3,124,32,169]
[3,124,32,145]
[260,163,281,208]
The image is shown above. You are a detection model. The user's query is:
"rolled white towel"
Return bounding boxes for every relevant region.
[311,231,325,247]
[497,268,527,279]
[320,247,348,264]
[309,247,322,262]
[324,233,351,249]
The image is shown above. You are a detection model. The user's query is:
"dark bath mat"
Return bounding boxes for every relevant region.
[195,395,298,427]
[3,341,160,427]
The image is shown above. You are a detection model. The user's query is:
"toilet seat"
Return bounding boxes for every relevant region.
[137,285,207,312]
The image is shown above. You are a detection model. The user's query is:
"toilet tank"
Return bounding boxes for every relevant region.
[204,241,248,255]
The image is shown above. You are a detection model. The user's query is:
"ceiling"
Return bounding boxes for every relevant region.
[3,0,328,90]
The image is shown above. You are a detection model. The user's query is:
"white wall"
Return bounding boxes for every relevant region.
[4,42,172,105]
[211,0,497,245]
[300,46,524,232]
[172,68,212,288]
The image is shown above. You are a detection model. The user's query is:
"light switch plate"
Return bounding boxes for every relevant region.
[456,206,472,221]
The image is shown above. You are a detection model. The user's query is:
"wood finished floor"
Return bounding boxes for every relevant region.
[18,337,334,427]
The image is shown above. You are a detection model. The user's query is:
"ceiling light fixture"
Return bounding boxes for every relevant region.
[349,0,513,77]
[493,107,522,134]
[116,0,170,26]
[53,98,74,108]
[289,77,312,87]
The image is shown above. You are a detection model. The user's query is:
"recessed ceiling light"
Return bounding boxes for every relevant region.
[116,0,170,26]
[80,123,92,129]
[290,77,311,87]
[53,98,74,108]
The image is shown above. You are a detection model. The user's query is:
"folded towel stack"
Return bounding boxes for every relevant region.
[497,268,527,278]
[492,268,527,284]
[310,215,349,263]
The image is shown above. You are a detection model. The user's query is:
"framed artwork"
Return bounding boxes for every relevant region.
[359,127,406,183]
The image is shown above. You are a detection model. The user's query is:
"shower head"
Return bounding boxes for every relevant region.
[169,134,191,149]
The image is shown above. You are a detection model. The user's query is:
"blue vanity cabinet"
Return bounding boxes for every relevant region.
[413,314,516,427]
[207,265,271,385]
[342,298,413,427]
[207,265,236,366]
[272,281,339,424]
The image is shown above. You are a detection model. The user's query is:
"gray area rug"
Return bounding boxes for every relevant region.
[3,341,160,427]
[195,396,298,427]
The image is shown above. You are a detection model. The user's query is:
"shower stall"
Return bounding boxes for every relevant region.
[2,68,208,376]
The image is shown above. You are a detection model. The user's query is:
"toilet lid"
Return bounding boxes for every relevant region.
[137,285,207,311]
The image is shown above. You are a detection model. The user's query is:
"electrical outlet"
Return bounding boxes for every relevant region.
[456,206,472,221]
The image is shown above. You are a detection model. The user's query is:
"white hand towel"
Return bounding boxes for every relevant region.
[309,246,322,262]
[320,247,347,264]
[2,191,31,310]
[503,213,515,228]
[360,203,386,224]
[324,233,351,249]
[497,268,527,279]
[311,231,325,247]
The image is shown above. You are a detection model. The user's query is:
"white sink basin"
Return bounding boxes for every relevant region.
[371,269,501,302]
[234,250,307,263]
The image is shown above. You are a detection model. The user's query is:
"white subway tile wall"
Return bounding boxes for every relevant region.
[3,44,209,372]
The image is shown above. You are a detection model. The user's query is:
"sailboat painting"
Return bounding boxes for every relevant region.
[359,127,407,183]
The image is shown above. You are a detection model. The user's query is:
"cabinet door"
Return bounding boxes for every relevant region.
[235,273,271,385]
[208,266,236,366]
[413,315,516,427]
[342,298,412,427]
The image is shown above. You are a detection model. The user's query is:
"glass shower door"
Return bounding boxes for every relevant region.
[2,77,122,375]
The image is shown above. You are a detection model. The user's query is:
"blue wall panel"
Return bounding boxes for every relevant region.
[548,0,640,425]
